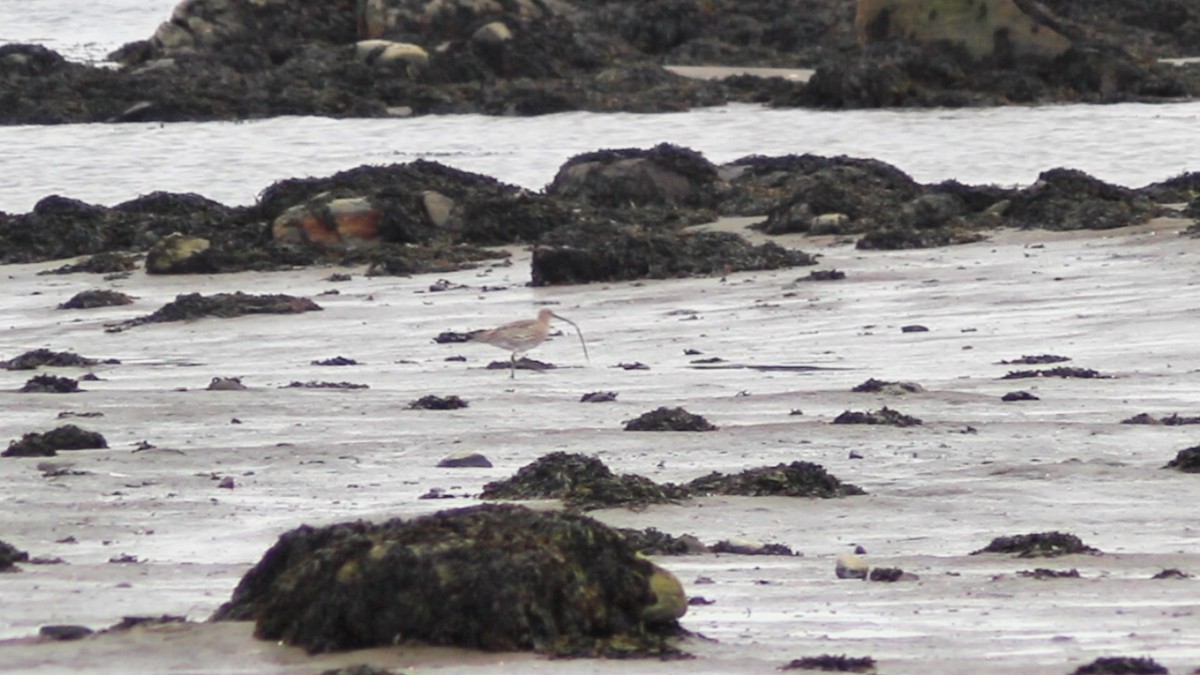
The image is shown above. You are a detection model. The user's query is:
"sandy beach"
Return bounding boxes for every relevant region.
[2,217,1199,673]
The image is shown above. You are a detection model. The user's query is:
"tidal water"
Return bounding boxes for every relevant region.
[2,0,1199,214]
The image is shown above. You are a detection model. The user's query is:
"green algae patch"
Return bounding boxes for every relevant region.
[211,504,689,658]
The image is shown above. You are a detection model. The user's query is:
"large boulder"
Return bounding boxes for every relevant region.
[547,143,722,210]
[854,0,1074,60]
[210,504,687,657]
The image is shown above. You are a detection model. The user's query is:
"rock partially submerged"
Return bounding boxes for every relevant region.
[57,289,135,309]
[831,407,923,427]
[210,504,688,657]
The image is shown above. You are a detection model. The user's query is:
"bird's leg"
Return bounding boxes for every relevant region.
[509,352,517,379]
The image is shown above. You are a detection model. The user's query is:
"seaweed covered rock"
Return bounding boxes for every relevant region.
[685,461,866,498]
[1007,168,1163,231]
[547,144,722,210]
[624,407,718,432]
[210,504,687,657]
[480,452,682,511]
[831,407,923,427]
[1164,445,1200,473]
[407,394,469,410]
[0,349,99,370]
[3,425,108,458]
[781,654,877,672]
[971,531,1100,557]
[58,290,135,310]
[0,539,29,570]
[106,292,321,332]
[532,222,814,286]
[40,252,139,275]
[1071,656,1168,674]
[618,528,707,556]
[19,374,80,393]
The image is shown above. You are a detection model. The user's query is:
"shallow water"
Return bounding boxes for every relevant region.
[3,2,1200,213]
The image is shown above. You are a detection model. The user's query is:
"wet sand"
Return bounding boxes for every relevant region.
[2,218,1200,673]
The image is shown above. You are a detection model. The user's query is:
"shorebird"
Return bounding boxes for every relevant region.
[472,308,589,378]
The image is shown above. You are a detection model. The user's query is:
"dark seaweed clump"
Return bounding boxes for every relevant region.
[407,395,469,410]
[1001,367,1108,379]
[1163,445,1200,473]
[39,252,139,275]
[971,532,1100,558]
[58,290,135,309]
[781,654,877,672]
[106,292,321,332]
[1124,412,1200,425]
[210,504,687,658]
[1,349,99,370]
[624,407,717,431]
[618,527,707,556]
[19,374,80,393]
[831,407,922,427]
[1071,656,1168,674]
[481,452,681,511]
[850,378,922,393]
[0,539,29,570]
[685,461,866,498]
[998,354,1071,365]
[3,425,108,458]
[1018,568,1080,579]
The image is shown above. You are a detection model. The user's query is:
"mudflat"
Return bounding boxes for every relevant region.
[2,219,1199,673]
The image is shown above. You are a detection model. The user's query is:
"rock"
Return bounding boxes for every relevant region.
[481,451,681,511]
[408,394,469,410]
[0,539,29,570]
[624,406,717,432]
[437,452,493,468]
[835,553,869,579]
[1001,366,1107,379]
[580,391,618,403]
[686,461,866,498]
[831,407,923,427]
[3,425,108,458]
[421,190,456,227]
[868,567,918,582]
[1164,446,1200,473]
[1,349,99,370]
[106,292,322,332]
[38,625,94,641]
[1070,656,1168,675]
[207,377,247,391]
[851,378,923,394]
[1002,390,1039,401]
[618,527,707,555]
[971,531,1100,557]
[547,144,722,209]
[145,234,214,274]
[57,290,135,310]
[710,539,798,556]
[272,197,385,249]
[471,21,514,47]
[40,252,139,275]
[854,0,1074,60]
[210,504,687,657]
[19,374,81,393]
[782,655,877,672]
[353,40,429,70]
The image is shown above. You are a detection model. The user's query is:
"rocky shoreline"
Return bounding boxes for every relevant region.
[2,0,1199,124]
[2,143,1198,283]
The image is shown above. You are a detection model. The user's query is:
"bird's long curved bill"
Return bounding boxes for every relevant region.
[550,312,590,363]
